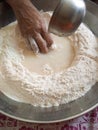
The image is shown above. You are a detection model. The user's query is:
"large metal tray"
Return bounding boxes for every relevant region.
[0,0,98,123]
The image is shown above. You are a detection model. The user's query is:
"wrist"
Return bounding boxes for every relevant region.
[6,0,31,9]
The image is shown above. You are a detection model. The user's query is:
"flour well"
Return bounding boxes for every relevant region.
[22,33,74,75]
[0,12,98,107]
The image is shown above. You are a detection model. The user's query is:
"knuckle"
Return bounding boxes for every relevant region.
[36,23,42,32]
[34,34,40,40]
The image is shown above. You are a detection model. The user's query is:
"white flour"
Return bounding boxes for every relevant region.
[0,13,98,107]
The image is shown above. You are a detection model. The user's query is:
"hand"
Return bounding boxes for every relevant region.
[6,0,53,53]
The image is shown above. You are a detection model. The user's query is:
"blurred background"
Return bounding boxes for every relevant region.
[91,0,98,4]
[0,0,98,27]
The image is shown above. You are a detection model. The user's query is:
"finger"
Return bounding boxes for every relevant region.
[28,37,39,54]
[25,38,32,50]
[34,33,48,53]
[41,30,53,48]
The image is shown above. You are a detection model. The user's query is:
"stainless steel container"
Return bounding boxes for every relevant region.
[49,0,86,36]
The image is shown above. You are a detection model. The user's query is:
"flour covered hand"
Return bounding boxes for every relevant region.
[6,0,53,53]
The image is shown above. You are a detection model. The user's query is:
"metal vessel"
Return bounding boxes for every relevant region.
[49,0,86,36]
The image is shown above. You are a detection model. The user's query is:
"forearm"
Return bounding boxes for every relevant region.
[5,0,53,53]
[6,0,38,16]
[6,0,30,5]
[6,0,32,10]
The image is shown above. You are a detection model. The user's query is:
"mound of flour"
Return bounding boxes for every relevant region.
[0,13,98,107]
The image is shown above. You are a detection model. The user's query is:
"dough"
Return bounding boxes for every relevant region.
[0,12,98,107]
